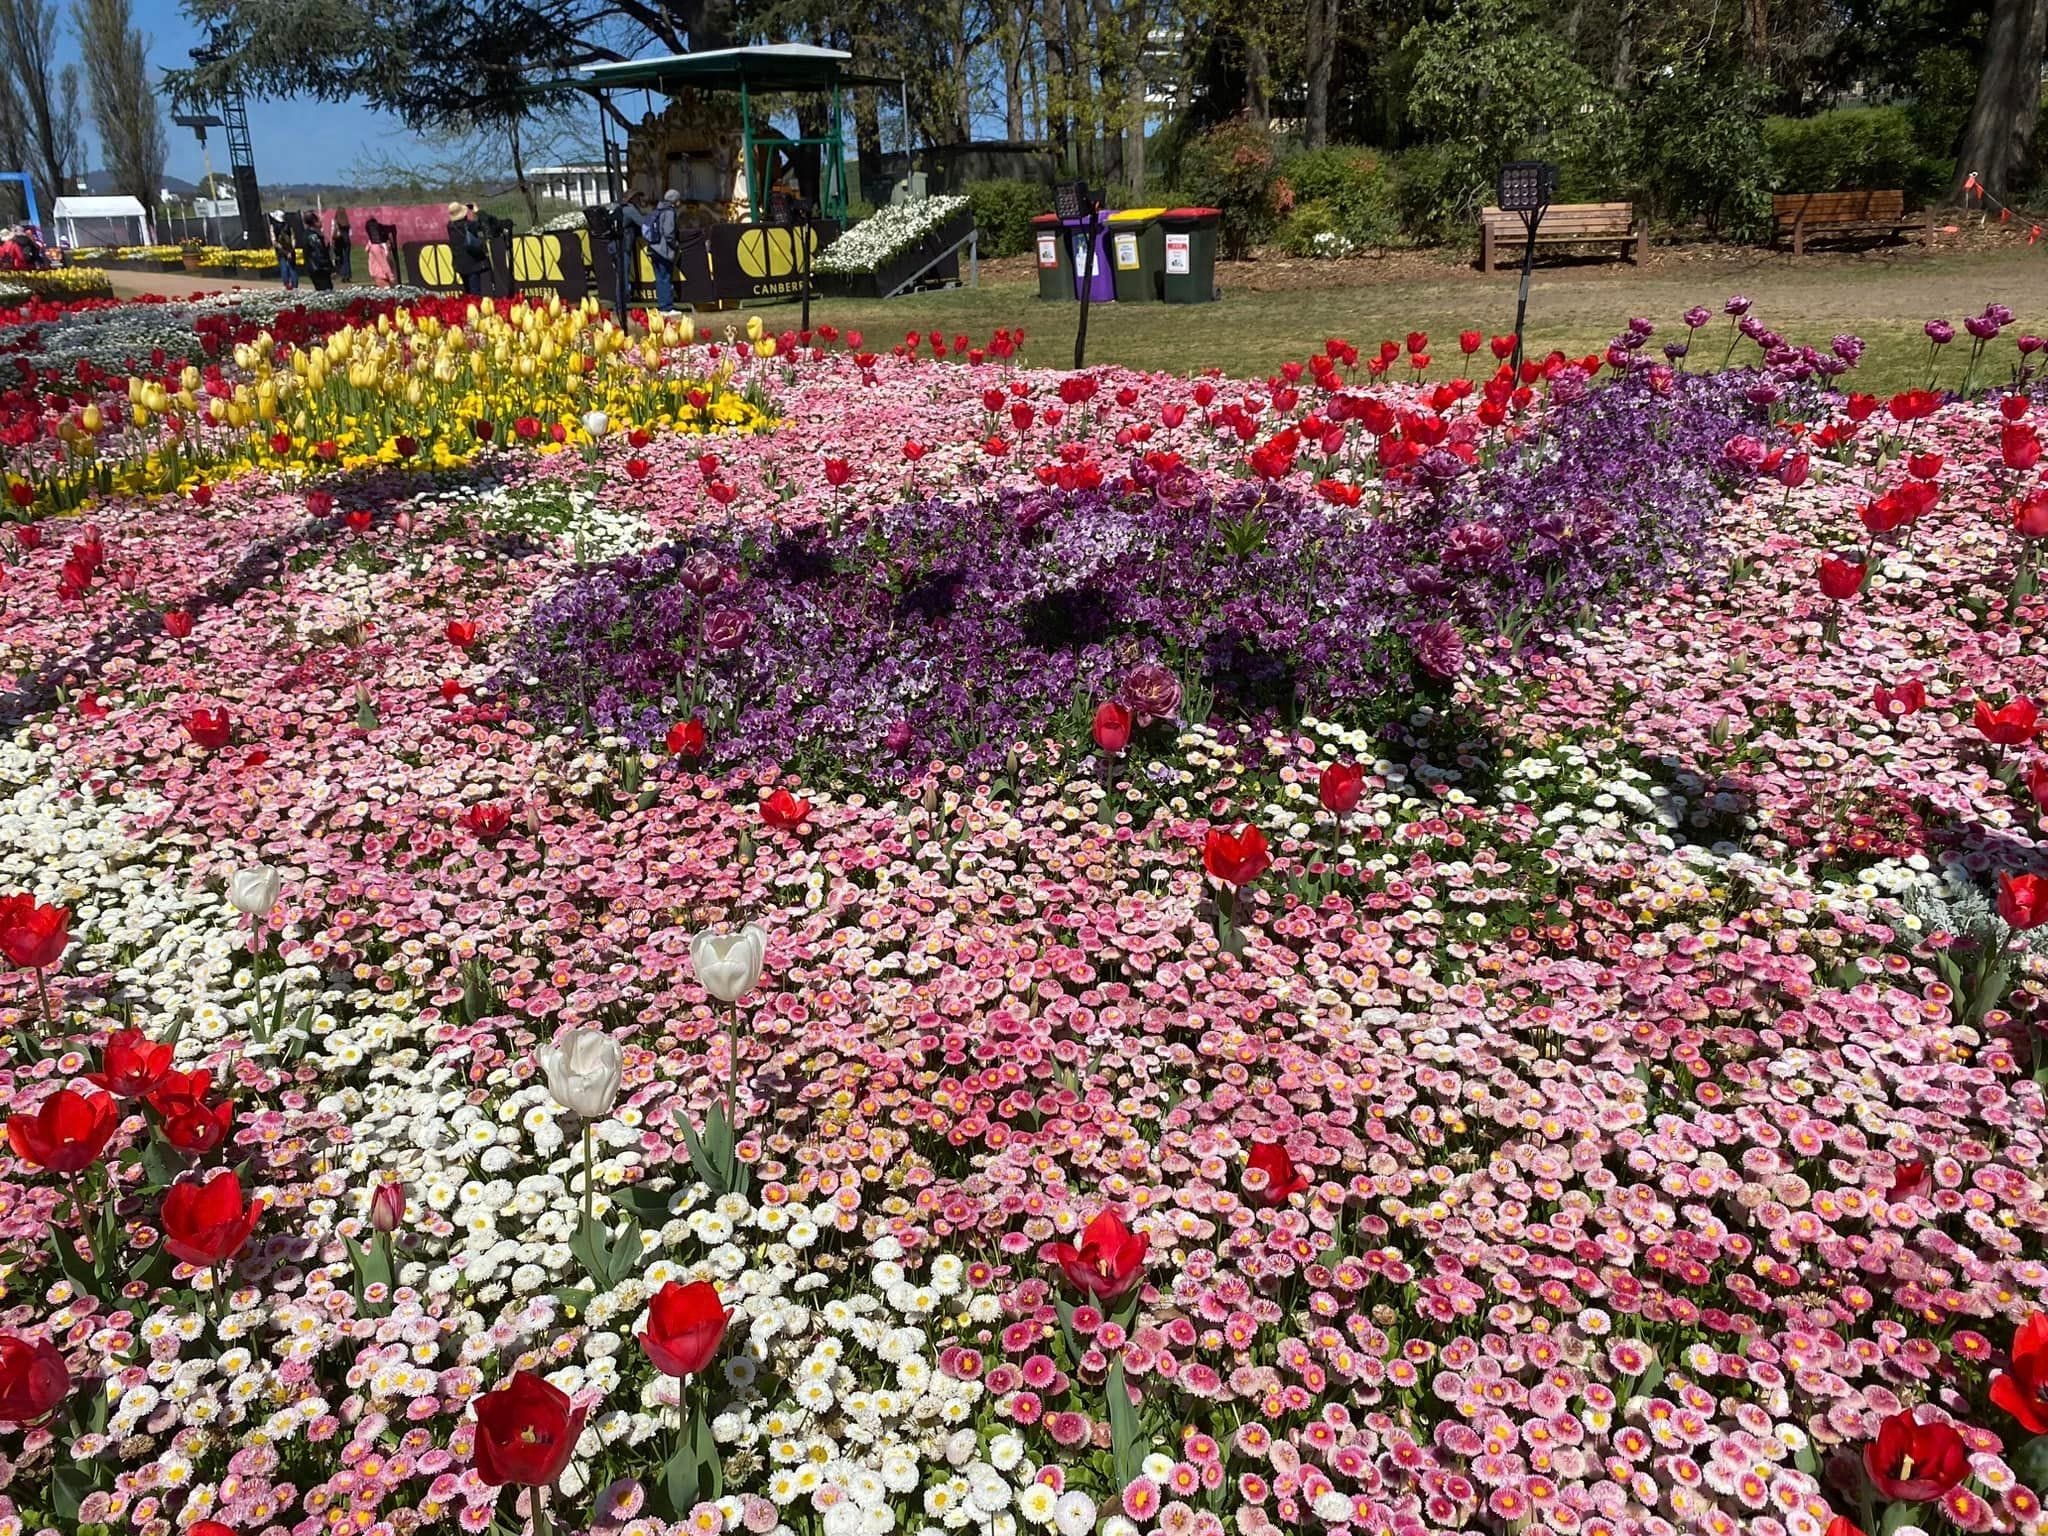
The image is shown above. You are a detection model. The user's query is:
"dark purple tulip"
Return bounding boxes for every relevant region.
[1924,320,1954,345]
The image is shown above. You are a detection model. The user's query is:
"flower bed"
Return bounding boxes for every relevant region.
[0,296,2046,1536]
[815,197,974,296]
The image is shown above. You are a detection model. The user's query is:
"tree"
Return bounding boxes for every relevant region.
[74,0,167,209]
[0,0,82,209]
[1951,0,2048,203]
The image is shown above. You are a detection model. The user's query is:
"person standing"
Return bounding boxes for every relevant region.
[331,208,353,282]
[299,209,335,292]
[647,188,681,312]
[270,212,298,290]
[365,218,396,286]
[447,200,486,296]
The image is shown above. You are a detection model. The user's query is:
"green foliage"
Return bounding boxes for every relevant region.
[1180,119,1283,259]
[1276,201,1355,258]
[1907,47,1977,160]
[1553,96,1642,206]
[1280,147,1398,249]
[1390,142,1490,245]
[1633,59,1773,240]
[965,178,1049,258]
[1764,107,1947,203]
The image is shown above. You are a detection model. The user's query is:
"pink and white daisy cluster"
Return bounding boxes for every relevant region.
[0,297,2045,1536]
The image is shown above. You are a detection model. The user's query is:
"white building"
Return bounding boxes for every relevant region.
[529,164,609,208]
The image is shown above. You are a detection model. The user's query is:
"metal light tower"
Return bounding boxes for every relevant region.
[1496,160,1557,373]
[189,34,264,247]
[172,113,223,242]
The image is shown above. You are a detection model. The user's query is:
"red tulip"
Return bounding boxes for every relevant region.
[1861,1409,1967,1502]
[184,708,232,750]
[88,1028,172,1097]
[0,1334,68,1423]
[2002,424,2041,472]
[6,1088,118,1173]
[1872,680,1926,720]
[1991,1312,2048,1434]
[0,893,69,971]
[1905,452,1944,481]
[188,1524,236,1536]
[461,804,512,841]
[626,457,650,481]
[2025,758,2048,812]
[368,1178,407,1234]
[1824,1518,1866,1536]
[762,788,811,831]
[160,1168,262,1268]
[1888,1155,1930,1200]
[1976,697,2041,746]
[1245,1141,1310,1206]
[1092,700,1132,755]
[1318,761,1365,815]
[162,608,193,639]
[473,418,494,442]
[824,457,853,487]
[1203,824,1271,886]
[901,440,928,460]
[1886,389,1939,424]
[1774,452,1810,489]
[446,620,478,648]
[1818,556,1866,602]
[1043,1207,1148,1302]
[665,718,707,760]
[152,1068,235,1155]
[639,1279,731,1377]
[1998,871,2048,931]
[1458,329,1481,355]
[472,1370,587,1487]
[2015,491,2048,539]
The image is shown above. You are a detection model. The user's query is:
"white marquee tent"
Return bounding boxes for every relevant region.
[52,195,151,247]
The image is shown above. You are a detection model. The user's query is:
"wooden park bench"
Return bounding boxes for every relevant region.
[1480,202,1645,274]
[1772,190,1927,255]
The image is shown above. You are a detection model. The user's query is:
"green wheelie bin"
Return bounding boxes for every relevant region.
[1159,207,1221,304]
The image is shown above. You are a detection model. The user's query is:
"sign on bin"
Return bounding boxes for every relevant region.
[1165,233,1191,274]
[1037,233,1058,269]
[1114,232,1140,270]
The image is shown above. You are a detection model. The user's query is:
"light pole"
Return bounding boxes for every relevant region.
[173,113,224,244]
[1495,160,1557,374]
[1054,179,1101,371]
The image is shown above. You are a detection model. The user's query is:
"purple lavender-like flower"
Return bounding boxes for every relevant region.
[1410,621,1465,681]
[1965,314,2001,341]
[1724,296,1752,317]
[1683,306,1713,329]
[1121,662,1183,725]
[1831,334,1865,364]
[1925,320,1955,345]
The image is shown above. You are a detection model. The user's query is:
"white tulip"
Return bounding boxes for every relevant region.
[226,865,282,915]
[581,409,608,438]
[537,1027,623,1119]
[691,924,767,1003]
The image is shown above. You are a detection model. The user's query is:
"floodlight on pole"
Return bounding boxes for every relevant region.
[1496,160,1557,373]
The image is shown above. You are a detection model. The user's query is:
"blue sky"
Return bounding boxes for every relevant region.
[98,1,430,186]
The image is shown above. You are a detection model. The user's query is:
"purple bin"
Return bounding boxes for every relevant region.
[1064,212,1116,302]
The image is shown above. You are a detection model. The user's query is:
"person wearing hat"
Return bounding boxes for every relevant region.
[645,187,682,312]
[447,199,487,296]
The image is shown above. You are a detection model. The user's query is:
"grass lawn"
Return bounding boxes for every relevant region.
[727,246,2048,395]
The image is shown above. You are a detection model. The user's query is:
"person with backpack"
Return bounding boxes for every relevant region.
[298,209,335,292]
[646,188,682,312]
[447,201,487,296]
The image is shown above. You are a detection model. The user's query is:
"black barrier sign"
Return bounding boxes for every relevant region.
[400,223,829,307]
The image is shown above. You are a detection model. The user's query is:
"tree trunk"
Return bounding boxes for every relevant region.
[508,120,538,228]
[1951,0,2043,203]
[1304,0,1337,148]
[1742,0,1768,69]
[854,88,884,197]
[1245,33,1271,129]
[1609,0,1636,92]
[1005,23,1026,140]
